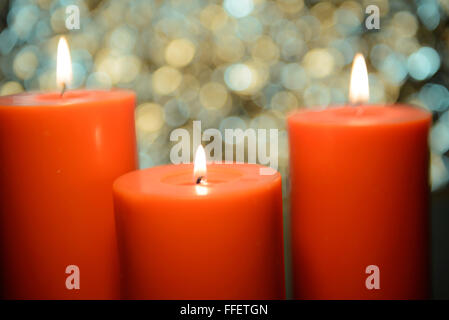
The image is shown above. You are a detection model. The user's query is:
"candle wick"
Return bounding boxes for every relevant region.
[60,83,66,98]
[196,176,204,184]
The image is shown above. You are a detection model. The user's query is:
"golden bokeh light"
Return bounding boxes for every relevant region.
[303,49,335,79]
[0,81,24,96]
[152,66,182,95]
[200,82,228,109]
[165,39,196,68]
[136,103,165,133]
[13,49,38,80]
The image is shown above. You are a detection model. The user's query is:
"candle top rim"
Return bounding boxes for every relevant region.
[0,89,135,107]
[113,163,281,199]
[288,105,431,127]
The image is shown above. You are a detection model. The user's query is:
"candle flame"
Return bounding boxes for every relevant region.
[194,145,207,184]
[349,53,369,104]
[57,37,73,90]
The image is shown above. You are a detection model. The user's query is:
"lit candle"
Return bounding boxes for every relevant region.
[113,146,285,299]
[288,53,431,299]
[0,37,137,299]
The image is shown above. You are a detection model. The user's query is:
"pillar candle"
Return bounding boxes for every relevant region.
[113,152,285,299]
[288,54,431,299]
[0,38,137,299]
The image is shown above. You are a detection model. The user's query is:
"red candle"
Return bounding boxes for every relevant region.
[113,147,285,299]
[288,54,431,299]
[0,38,137,299]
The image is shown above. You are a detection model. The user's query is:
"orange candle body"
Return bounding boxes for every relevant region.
[288,105,431,299]
[113,163,285,299]
[0,90,137,299]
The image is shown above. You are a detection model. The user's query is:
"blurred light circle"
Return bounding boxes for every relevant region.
[272,20,298,45]
[245,60,268,93]
[13,48,38,80]
[196,108,224,127]
[370,44,392,70]
[165,39,196,68]
[333,9,361,35]
[277,0,304,14]
[86,72,112,90]
[281,63,307,90]
[250,114,277,130]
[296,16,321,43]
[139,151,154,169]
[259,1,283,26]
[281,38,306,61]
[72,49,94,72]
[13,5,40,39]
[0,29,18,55]
[223,0,254,19]
[37,70,54,91]
[164,99,190,127]
[219,116,247,144]
[418,83,449,112]
[109,25,137,53]
[271,91,298,111]
[328,47,345,70]
[330,88,346,104]
[50,7,69,33]
[311,2,336,28]
[303,48,334,78]
[35,20,52,41]
[200,4,229,30]
[431,121,449,155]
[97,55,122,85]
[236,16,263,41]
[394,38,420,56]
[119,55,142,83]
[304,85,330,107]
[152,66,182,95]
[407,47,440,80]
[199,82,228,109]
[224,63,253,91]
[393,11,418,38]
[0,81,24,96]
[136,103,164,133]
[71,62,87,89]
[178,74,200,102]
[215,36,245,62]
[368,74,386,103]
[380,53,408,84]
[417,2,440,31]
[251,36,280,63]
[331,39,355,65]
[431,154,449,191]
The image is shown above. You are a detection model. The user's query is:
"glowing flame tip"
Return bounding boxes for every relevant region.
[349,53,369,105]
[57,37,72,90]
[194,145,207,184]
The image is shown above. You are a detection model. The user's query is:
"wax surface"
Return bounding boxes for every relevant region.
[288,105,431,300]
[113,163,285,299]
[0,89,137,299]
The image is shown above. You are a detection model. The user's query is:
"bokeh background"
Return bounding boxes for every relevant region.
[0,0,448,298]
